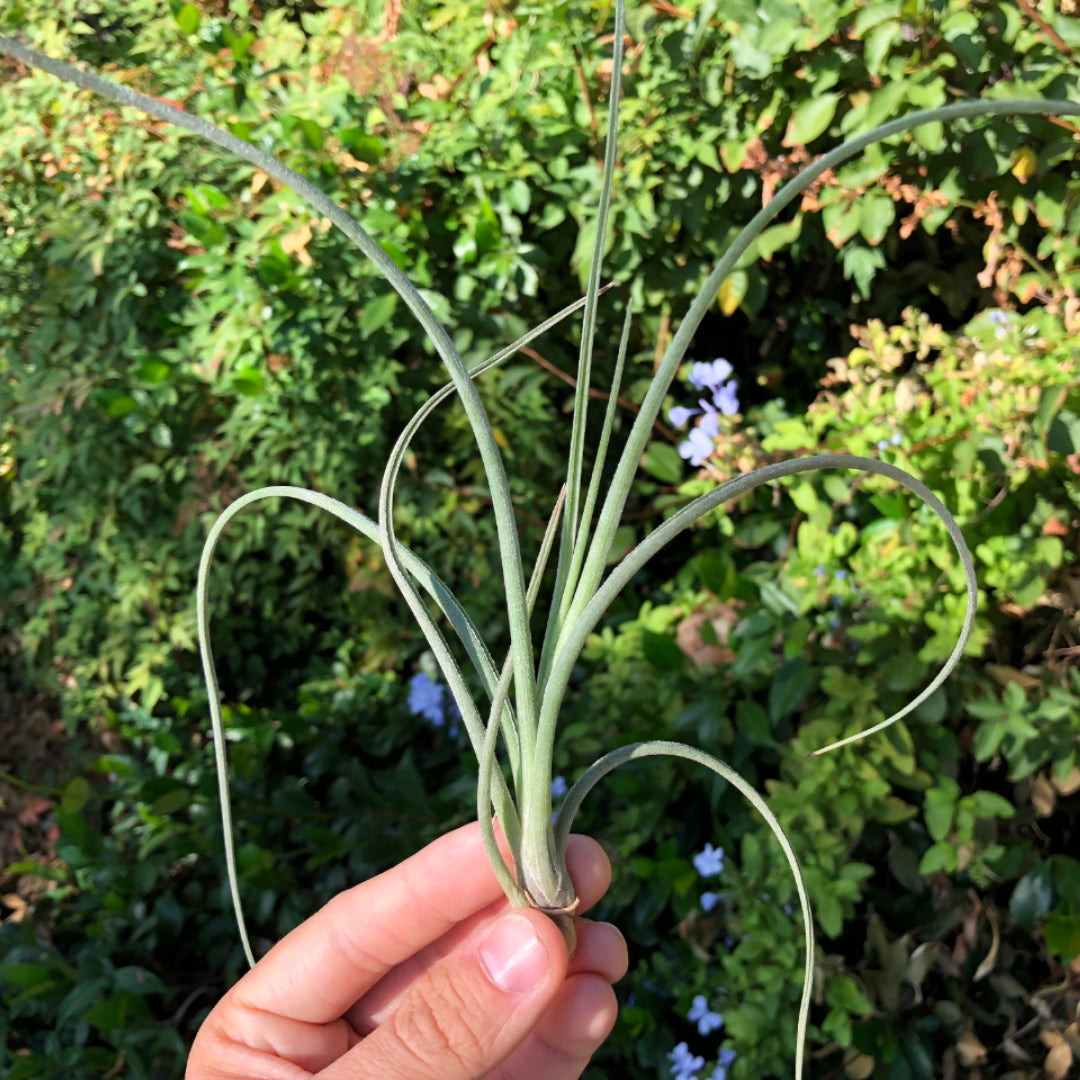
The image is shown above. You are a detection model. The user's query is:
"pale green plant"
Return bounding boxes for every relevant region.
[4,9,1077,1075]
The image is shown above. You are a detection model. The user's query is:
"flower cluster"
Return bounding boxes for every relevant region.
[667,1039,737,1080]
[688,995,723,1035]
[989,309,1009,340]
[667,846,737,1077]
[406,672,459,736]
[668,1041,705,1080]
[669,359,740,467]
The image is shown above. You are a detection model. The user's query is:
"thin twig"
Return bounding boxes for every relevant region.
[1014,0,1074,58]
[519,344,679,443]
[571,46,599,139]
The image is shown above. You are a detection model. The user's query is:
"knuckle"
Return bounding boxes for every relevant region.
[390,964,494,1077]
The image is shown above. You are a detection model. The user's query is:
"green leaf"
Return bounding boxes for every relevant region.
[281,115,324,151]
[641,630,685,671]
[452,232,478,263]
[173,3,201,34]
[859,195,895,245]
[1048,409,1080,455]
[695,552,736,598]
[841,245,886,299]
[151,786,192,816]
[61,776,90,815]
[505,178,531,214]
[783,93,839,147]
[359,293,398,338]
[923,787,954,842]
[918,841,955,875]
[755,215,803,261]
[339,127,385,165]
[1010,864,1054,932]
[717,270,748,315]
[131,358,171,384]
[0,963,56,989]
[735,699,772,746]
[966,791,1016,819]
[768,657,814,723]
[1043,910,1080,961]
[641,443,684,484]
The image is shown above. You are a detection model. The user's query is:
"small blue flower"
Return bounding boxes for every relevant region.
[712,381,739,416]
[688,994,724,1036]
[989,309,1010,340]
[701,891,719,913]
[407,672,446,726]
[891,432,902,446]
[551,775,568,798]
[689,359,734,389]
[834,569,848,580]
[813,564,827,577]
[672,360,740,446]
[693,842,724,877]
[711,1047,737,1080]
[679,427,715,467]
[667,1041,706,1080]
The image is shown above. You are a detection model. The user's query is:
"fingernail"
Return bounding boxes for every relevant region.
[478,914,548,993]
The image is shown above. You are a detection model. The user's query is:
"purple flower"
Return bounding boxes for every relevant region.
[679,427,715,467]
[713,382,739,416]
[701,891,719,913]
[407,672,446,726]
[668,1041,706,1080]
[551,775,568,798]
[693,843,724,877]
[689,358,740,415]
[711,1047,737,1080]
[688,994,724,1036]
[670,358,740,452]
[699,406,721,438]
[689,359,734,389]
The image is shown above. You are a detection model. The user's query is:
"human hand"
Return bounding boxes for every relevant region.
[186,821,627,1079]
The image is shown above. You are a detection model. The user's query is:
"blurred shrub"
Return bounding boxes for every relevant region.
[575,303,1079,1078]
[2,1,1080,1078]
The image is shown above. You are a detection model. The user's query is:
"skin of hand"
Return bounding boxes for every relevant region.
[186,821,628,1080]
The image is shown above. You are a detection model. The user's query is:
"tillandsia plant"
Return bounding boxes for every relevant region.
[3,7,1078,1075]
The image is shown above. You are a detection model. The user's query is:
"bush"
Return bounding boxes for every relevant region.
[2,2,1080,1078]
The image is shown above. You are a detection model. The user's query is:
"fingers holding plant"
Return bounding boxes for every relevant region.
[185,822,626,1080]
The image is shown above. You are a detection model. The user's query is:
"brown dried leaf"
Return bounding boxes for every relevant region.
[844,1052,875,1079]
[0,894,28,923]
[974,907,1000,982]
[1053,767,1080,798]
[280,223,313,266]
[1031,774,1057,818]
[957,1031,988,1067]
[1044,1040,1073,1080]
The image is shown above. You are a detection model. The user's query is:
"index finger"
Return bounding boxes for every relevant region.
[232,822,611,1025]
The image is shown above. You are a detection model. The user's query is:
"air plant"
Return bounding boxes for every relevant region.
[3,8,1076,1075]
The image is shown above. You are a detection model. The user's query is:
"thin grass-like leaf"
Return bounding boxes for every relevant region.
[537,455,978,760]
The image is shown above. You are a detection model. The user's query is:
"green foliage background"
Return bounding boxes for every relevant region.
[1,0,1079,1078]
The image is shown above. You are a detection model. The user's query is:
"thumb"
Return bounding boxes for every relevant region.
[323,910,568,1080]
